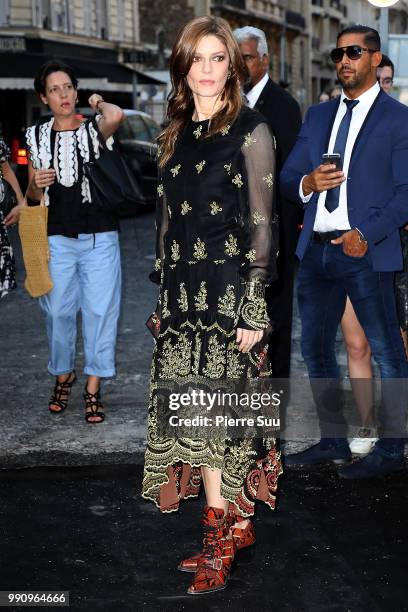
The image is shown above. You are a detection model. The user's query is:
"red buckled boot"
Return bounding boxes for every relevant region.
[187,506,235,595]
[178,505,255,573]
[231,513,256,551]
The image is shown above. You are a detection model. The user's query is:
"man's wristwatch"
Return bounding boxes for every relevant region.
[355,227,367,244]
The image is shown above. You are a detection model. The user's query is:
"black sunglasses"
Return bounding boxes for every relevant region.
[330,45,378,63]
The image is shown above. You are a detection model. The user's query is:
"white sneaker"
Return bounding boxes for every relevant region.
[349,434,378,456]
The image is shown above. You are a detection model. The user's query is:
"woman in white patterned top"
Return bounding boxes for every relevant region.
[25,61,123,423]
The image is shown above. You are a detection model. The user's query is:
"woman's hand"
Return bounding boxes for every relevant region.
[88,93,104,112]
[31,169,56,190]
[4,202,24,226]
[236,328,263,353]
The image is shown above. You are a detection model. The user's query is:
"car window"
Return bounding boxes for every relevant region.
[122,115,151,142]
[142,116,161,140]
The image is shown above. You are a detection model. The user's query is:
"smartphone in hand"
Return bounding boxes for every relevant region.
[322,153,342,169]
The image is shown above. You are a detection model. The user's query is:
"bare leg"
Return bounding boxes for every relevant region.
[400,328,408,359]
[201,466,228,512]
[201,467,249,528]
[341,298,374,427]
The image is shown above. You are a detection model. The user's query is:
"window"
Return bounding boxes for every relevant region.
[118,115,151,142]
[0,1,9,26]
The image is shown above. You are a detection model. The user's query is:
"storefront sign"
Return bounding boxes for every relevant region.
[0,37,26,52]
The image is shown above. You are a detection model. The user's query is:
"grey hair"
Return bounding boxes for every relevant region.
[233,26,269,58]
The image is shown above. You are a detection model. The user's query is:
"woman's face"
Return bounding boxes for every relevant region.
[40,71,77,116]
[187,35,230,100]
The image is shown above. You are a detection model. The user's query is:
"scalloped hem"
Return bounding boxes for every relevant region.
[141,449,282,516]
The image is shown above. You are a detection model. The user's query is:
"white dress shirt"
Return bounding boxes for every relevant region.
[246,72,269,109]
[300,82,381,232]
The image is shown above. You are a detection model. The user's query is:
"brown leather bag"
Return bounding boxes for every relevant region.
[18,198,53,297]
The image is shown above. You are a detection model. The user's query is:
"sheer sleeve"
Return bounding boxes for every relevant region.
[149,167,169,285]
[237,122,277,331]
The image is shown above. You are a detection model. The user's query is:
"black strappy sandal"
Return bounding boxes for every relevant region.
[49,370,77,413]
[83,385,105,424]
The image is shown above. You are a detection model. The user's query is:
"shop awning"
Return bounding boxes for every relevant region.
[0,52,165,91]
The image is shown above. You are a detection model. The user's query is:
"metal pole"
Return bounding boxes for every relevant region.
[379,8,389,55]
[132,71,138,110]
[280,26,286,83]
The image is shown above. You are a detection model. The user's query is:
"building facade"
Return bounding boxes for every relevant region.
[139,0,309,109]
[0,0,161,144]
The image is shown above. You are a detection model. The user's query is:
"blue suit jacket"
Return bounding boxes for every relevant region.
[280,90,408,271]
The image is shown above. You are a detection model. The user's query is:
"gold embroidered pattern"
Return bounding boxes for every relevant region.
[162,290,170,318]
[214,259,226,265]
[220,124,231,136]
[245,249,257,263]
[158,332,192,379]
[225,234,240,257]
[202,335,225,379]
[192,335,202,375]
[170,240,180,262]
[210,201,222,215]
[170,163,181,177]
[232,173,243,188]
[177,283,188,312]
[157,183,164,197]
[244,132,257,147]
[181,200,192,215]
[218,284,236,318]
[154,258,161,271]
[262,173,274,188]
[252,210,266,225]
[194,281,208,311]
[193,124,203,139]
[226,341,245,379]
[224,163,232,175]
[196,160,206,174]
[193,238,207,260]
[240,294,269,330]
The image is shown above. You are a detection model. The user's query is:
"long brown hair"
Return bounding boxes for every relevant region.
[158,16,247,167]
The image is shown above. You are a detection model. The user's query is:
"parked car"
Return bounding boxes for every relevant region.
[12,109,160,211]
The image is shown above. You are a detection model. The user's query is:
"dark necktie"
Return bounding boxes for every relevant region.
[325,98,360,213]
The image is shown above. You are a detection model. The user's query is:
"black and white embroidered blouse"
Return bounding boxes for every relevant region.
[25,116,118,238]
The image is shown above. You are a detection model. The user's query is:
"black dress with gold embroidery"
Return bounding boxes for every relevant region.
[142,106,282,516]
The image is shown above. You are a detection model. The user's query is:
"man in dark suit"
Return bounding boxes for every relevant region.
[234,26,302,380]
[280,25,408,478]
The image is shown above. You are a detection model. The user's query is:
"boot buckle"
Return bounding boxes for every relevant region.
[211,558,222,570]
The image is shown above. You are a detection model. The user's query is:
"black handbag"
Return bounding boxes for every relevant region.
[0,178,17,219]
[83,120,144,217]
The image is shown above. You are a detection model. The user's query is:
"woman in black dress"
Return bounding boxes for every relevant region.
[142,16,281,594]
[0,139,24,298]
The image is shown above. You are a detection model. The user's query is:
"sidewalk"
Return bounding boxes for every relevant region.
[0,214,157,467]
[0,211,319,468]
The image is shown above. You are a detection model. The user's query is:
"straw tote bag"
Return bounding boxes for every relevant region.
[18,197,53,297]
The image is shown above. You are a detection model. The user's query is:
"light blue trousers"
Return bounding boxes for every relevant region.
[39,232,121,377]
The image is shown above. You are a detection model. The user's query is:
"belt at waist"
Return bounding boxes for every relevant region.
[312,230,347,244]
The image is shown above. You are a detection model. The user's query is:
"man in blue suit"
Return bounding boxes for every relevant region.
[280,25,408,478]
